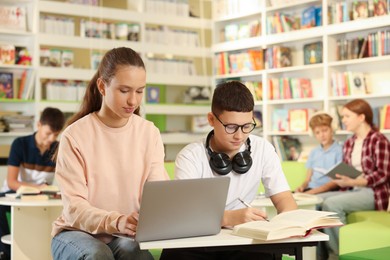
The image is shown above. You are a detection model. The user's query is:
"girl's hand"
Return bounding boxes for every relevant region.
[117,212,139,236]
[333,174,354,188]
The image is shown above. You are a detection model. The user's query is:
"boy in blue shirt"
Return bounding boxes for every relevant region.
[295,112,342,194]
[0,107,65,260]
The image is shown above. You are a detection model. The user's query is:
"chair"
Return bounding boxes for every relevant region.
[258,161,306,193]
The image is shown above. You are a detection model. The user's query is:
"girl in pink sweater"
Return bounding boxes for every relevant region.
[51,47,169,260]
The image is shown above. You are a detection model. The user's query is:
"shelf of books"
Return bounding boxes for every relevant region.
[0,0,39,157]
[33,0,213,161]
[212,0,390,161]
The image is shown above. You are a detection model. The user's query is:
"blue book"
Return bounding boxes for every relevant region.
[0,72,13,98]
[315,6,322,26]
[301,6,316,28]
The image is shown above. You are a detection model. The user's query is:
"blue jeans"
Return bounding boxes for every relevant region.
[317,187,375,258]
[51,230,153,260]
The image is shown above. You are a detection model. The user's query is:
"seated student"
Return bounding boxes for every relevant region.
[318,99,390,259]
[295,112,342,194]
[161,81,297,260]
[0,107,65,260]
[50,47,169,260]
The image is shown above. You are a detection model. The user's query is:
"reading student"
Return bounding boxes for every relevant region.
[0,107,65,260]
[318,99,390,259]
[50,47,169,260]
[295,112,342,194]
[161,81,297,260]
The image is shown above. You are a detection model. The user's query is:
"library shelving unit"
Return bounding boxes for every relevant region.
[1,0,214,161]
[0,0,39,159]
[212,0,390,158]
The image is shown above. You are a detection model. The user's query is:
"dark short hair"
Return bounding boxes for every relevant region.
[211,81,254,116]
[39,107,65,132]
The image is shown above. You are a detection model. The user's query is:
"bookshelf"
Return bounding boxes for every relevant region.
[0,0,38,160]
[1,0,389,162]
[212,0,390,159]
[0,0,213,161]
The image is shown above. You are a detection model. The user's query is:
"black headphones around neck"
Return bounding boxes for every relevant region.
[206,130,253,175]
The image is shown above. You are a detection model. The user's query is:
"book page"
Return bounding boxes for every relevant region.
[270,209,341,230]
[232,220,306,240]
[16,185,40,195]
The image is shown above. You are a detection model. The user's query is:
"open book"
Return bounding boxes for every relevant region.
[16,185,59,195]
[6,185,60,200]
[232,209,343,241]
[325,162,362,179]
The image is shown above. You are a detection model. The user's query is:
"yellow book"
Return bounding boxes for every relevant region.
[289,109,308,132]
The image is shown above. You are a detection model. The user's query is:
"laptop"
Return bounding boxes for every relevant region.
[114,177,230,242]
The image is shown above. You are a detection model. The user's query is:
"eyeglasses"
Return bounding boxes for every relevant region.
[213,113,256,134]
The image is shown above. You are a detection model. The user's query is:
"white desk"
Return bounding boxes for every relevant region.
[0,197,63,260]
[141,229,328,260]
[251,194,323,260]
[251,194,323,218]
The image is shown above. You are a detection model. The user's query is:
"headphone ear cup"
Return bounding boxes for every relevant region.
[232,151,253,174]
[209,152,232,175]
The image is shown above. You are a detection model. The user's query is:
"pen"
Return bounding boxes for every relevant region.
[238,198,252,208]
[238,198,269,222]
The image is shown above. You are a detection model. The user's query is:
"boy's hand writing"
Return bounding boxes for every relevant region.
[223,208,268,227]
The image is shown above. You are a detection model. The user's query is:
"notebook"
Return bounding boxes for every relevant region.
[113,177,230,242]
[325,162,362,179]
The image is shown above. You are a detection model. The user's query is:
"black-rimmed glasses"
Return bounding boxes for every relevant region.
[213,113,256,134]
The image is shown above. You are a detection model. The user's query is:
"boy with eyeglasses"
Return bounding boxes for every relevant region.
[160,81,297,260]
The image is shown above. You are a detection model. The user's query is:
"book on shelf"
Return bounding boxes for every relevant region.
[191,115,212,133]
[271,109,289,132]
[373,0,388,16]
[245,81,262,101]
[253,110,263,132]
[146,86,162,103]
[279,47,292,68]
[303,42,323,65]
[265,46,292,69]
[380,104,390,129]
[301,6,316,29]
[352,1,369,20]
[325,162,362,179]
[347,72,366,96]
[281,136,302,161]
[272,136,302,161]
[232,209,343,241]
[0,44,15,65]
[0,5,27,31]
[0,72,14,98]
[289,109,309,132]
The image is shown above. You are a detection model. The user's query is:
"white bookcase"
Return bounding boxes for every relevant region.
[212,0,390,158]
[2,0,389,162]
[0,0,213,161]
[0,0,39,158]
